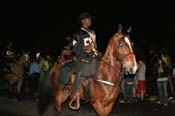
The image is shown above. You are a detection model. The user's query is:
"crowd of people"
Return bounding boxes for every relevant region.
[120,49,175,107]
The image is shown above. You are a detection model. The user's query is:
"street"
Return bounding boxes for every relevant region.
[0,96,175,116]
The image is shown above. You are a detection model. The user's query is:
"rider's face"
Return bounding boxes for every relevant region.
[82,18,91,28]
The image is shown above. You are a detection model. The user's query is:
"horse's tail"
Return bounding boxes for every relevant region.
[37,73,54,116]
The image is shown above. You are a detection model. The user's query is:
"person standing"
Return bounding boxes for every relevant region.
[136,59,146,101]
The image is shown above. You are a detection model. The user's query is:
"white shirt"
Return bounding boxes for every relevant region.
[137,63,146,81]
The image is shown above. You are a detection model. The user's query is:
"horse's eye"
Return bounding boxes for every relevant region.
[119,43,123,47]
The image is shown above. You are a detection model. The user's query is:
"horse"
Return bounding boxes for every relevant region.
[38,26,137,116]
[4,52,31,100]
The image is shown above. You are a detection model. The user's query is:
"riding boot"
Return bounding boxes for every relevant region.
[70,72,82,99]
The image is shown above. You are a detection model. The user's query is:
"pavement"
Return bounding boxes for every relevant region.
[0,96,175,116]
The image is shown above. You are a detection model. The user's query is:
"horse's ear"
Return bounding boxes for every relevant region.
[117,24,123,33]
[127,26,132,33]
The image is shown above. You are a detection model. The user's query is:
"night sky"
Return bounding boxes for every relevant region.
[0,1,175,55]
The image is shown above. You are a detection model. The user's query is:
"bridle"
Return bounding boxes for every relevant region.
[96,36,135,86]
[121,52,135,65]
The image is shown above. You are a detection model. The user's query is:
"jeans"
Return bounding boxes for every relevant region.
[157,80,168,104]
[121,78,125,97]
[30,73,40,98]
[124,82,135,103]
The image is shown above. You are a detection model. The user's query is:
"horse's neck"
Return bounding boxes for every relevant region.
[102,35,118,69]
[16,59,22,65]
[15,57,25,65]
[97,36,121,82]
[12,61,21,67]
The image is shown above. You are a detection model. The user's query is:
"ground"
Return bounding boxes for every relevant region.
[0,96,175,116]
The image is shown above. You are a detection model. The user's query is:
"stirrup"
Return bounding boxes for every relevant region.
[69,93,80,110]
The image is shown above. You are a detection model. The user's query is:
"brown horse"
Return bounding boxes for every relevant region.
[38,27,137,116]
[5,52,30,100]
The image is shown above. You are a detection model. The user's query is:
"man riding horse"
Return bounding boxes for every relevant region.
[58,12,99,103]
[70,12,99,99]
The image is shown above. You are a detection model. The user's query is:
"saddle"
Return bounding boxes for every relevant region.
[57,57,99,110]
[58,57,99,84]
[57,60,76,84]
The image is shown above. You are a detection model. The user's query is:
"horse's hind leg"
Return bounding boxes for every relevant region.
[54,89,70,116]
[92,101,114,116]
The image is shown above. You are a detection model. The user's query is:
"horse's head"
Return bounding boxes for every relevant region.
[18,52,31,66]
[109,25,137,74]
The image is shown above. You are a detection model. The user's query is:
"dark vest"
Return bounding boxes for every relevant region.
[72,28,94,57]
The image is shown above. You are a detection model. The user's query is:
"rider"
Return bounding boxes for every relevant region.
[70,12,99,99]
[60,36,74,63]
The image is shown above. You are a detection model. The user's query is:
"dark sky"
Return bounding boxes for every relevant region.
[0,1,175,54]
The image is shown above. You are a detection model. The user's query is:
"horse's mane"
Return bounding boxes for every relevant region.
[96,32,123,82]
[103,34,117,61]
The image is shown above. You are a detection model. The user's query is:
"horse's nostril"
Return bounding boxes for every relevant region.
[129,67,136,74]
[129,68,133,74]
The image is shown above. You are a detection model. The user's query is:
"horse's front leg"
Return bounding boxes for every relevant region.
[17,79,23,101]
[92,100,114,116]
